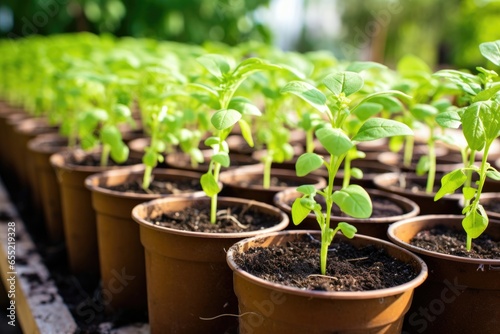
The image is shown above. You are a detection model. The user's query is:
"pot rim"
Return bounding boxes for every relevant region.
[387,214,500,265]
[85,165,204,199]
[50,149,142,173]
[132,196,289,239]
[27,133,69,154]
[226,229,428,300]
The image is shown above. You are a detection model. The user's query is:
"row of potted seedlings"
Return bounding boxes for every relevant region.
[0,33,499,333]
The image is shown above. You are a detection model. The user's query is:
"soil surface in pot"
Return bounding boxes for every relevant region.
[106,178,201,195]
[410,225,500,259]
[232,176,305,188]
[67,151,141,167]
[234,233,418,292]
[149,203,279,233]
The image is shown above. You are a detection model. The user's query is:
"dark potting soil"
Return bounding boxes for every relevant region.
[234,176,305,188]
[150,203,279,233]
[234,233,418,292]
[67,151,142,167]
[106,178,201,195]
[410,225,500,259]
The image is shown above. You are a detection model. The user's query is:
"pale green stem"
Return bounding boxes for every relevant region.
[262,155,273,189]
[100,144,111,167]
[210,161,222,224]
[403,136,414,168]
[425,138,436,194]
[142,165,153,190]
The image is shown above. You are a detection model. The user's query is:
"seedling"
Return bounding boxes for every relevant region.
[193,54,281,223]
[282,69,413,274]
[434,40,500,250]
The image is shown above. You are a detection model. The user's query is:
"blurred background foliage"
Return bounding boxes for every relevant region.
[1,0,499,70]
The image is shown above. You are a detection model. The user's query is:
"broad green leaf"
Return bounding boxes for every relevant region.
[338,222,357,238]
[472,83,500,102]
[436,110,461,129]
[332,184,372,218]
[462,210,488,239]
[211,108,242,130]
[482,101,500,140]
[291,198,311,225]
[200,173,220,197]
[479,40,500,66]
[345,61,387,73]
[351,102,383,121]
[110,143,129,163]
[296,153,324,176]
[434,169,467,201]
[234,57,282,77]
[196,54,232,79]
[229,97,262,116]
[461,103,486,151]
[368,96,404,113]
[416,156,430,176]
[322,71,363,96]
[352,118,413,142]
[114,104,131,120]
[100,125,122,146]
[462,186,476,200]
[410,104,438,121]
[300,197,317,210]
[189,147,204,164]
[238,119,254,148]
[188,83,219,98]
[281,81,328,113]
[212,152,230,167]
[204,136,220,147]
[486,169,500,181]
[397,54,432,76]
[296,185,317,195]
[350,167,363,179]
[316,127,354,156]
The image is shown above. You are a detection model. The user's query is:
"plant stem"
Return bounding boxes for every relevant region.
[342,156,351,189]
[142,165,153,190]
[306,129,314,153]
[262,155,272,189]
[100,144,110,167]
[425,137,436,194]
[210,161,222,224]
[403,136,414,168]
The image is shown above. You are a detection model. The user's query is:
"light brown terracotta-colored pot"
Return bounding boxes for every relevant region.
[226,230,428,334]
[132,196,289,334]
[377,145,456,173]
[85,166,204,313]
[50,150,141,275]
[27,133,69,242]
[1,113,31,185]
[387,215,500,333]
[274,187,420,240]
[219,165,326,205]
[373,172,462,215]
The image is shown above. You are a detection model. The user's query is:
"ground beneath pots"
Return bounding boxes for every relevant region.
[150,202,279,233]
[410,225,500,259]
[234,233,418,292]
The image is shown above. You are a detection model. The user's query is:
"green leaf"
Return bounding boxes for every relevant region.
[350,167,363,179]
[368,96,403,113]
[100,125,122,146]
[479,40,500,66]
[196,54,232,79]
[345,61,387,73]
[462,210,488,239]
[110,143,129,163]
[291,198,311,225]
[316,127,354,157]
[352,118,413,142]
[322,71,363,96]
[229,97,262,116]
[212,152,230,167]
[338,222,357,238]
[472,83,500,102]
[200,173,220,197]
[436,110,461,129]
[296,153,324,177]
[204,136,220,147]
[416,156,430,176]
[434,169,467,201]
[486,169,500,181]
[211,108,242,130]
[410,104,438,121]
[461,103,486,151]
[281,81,328,113]
[332,184,372,218]
[462,187,476,200]
[351,102,383,121]
[300,197,317,210]
[296,184,317,195]
[238,119,254,148]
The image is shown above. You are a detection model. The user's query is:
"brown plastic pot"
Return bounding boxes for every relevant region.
[226,230,428,334]
[131,196,289,334]
[377,145,455,173]
[219,165,326,205]
[387,215,500,333]
[373,172,462,215]
[165,149,260,173]
[50,150,141,275]
[27,134,69,242]
[85,166,204,313]
[274,187,420,240]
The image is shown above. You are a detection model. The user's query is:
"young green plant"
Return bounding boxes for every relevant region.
[434,40,500,250]
[282,70,413,275]
[193,54,281,223]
